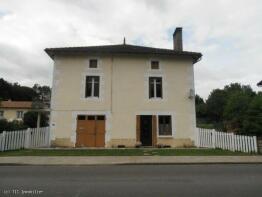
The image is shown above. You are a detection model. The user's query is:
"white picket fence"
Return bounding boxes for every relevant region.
[0,127,50,152]
[196,128,258,153]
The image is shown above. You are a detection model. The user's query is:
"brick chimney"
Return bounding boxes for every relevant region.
[173,27,183,51]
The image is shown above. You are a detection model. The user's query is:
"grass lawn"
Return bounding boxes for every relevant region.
[0,148,252,156]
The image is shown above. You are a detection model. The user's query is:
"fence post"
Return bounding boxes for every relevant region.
[24,128,31,149]
[212,129,216,148]
[1,131,6,152]
[231,133,235,152]
[195,128,199,147]
[253,136,258,153]
[44,127,50,147]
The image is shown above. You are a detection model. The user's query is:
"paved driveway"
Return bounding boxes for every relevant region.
[0,164,262,197]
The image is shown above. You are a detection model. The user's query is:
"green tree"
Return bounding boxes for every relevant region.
[195,94,207,122]
[206,89,227,123]
[223,92,252,133]
[23,111,49,128]
[0,78,37,101]
[243,93,262,136]
[197,83,258,132]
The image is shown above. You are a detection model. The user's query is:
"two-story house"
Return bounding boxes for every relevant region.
[0,100,32,121]
[45,27,202,148]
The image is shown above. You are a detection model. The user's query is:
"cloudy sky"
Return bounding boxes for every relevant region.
[0,0,261,98]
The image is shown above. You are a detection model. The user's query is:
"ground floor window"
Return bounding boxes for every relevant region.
[158,115,172,136]
[16,111,24,119]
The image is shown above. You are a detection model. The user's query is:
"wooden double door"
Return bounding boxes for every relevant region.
[76,115,105,147]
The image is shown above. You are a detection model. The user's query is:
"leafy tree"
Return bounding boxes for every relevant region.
[0,78,12,100]
[206,89,227,123]
[223,92,252,133]
[23,111,49,128]
[0,78,37,101]
[195,94,207,122]
[224,83,255,97]
[243,93,262,136]
[32,84,51,102]
[32,84,51,109]
[0,119,8,132]
[196,83,260,135]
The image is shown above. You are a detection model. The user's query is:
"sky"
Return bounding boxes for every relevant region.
[0,0,261,99]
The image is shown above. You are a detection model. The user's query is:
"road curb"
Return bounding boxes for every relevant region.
[0,156,262,166]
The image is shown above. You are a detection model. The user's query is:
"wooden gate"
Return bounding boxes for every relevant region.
[76,115,105,147]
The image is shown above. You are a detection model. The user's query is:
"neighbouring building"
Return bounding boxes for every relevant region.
[0,100,32,121]
[45,27,202,148]
[257,80,262,87]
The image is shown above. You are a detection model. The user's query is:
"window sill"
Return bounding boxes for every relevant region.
[149,98,163,101]
[158,135,173,138]
[84,97,101,101]
[87,68,102,71]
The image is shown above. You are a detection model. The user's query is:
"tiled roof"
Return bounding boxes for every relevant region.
[0,100,32,109]
[45,44,202,64]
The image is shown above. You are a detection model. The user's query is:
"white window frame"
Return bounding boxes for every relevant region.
[148,59,162,71]
[157,115,173,137]
[150,60,160,70]
[149,76,163,100]
[89,59,98,69]
[85,75,100,99]
[137,111,175,138]
[86,57,102,71]
[16,111,23,119]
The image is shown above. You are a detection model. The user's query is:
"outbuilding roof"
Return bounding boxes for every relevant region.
[0,100,32,109]
[45,44,202,64]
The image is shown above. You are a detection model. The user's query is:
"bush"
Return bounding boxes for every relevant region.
[23,111,49,128]
[0,119,27,132]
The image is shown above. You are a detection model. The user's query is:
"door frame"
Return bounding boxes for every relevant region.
[76,115,106,147]
[72,111,111,146]
[136,115,157,146]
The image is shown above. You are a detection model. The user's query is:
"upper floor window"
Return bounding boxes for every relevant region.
[16,111,23,119]
[85,76,100,98]
[89,59,98,68]
[149,77,162,99]
[0,111,4,119]
[151,61,159,70]
[158,115,172,136]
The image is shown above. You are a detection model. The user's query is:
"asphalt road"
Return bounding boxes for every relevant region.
[0,164,262,197]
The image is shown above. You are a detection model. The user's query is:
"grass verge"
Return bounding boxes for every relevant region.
[0,148,252,156]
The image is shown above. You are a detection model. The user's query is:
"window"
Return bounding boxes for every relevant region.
[158,115,172,136]
[97,115,105,120]
[85,76,100,98]
[149,77,162,99]
[151,61,159,69]
[0,111,4,119]
[89,59,98,68]
[16,111,24,119]
[87,116,95,120]
[78,115,86,120]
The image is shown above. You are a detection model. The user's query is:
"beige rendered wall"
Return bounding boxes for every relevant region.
[50,54,196,147]
[0,108,28,121]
